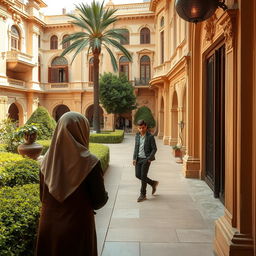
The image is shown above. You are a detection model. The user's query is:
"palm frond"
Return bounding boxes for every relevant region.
[61,38,89,58]
[70,39,90,64]
[103,29,127,42]
[103,43,118,72]
[61,32,89,45]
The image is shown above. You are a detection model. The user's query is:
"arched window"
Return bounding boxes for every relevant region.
[48,56,68,83]
[119,56,130,79]
[62,34,70,49]
[11,25,20,50]
[50,35,58,50]
[120,29,129,45]
[89,57,94,83]
[140,55,151,84]
[140,27,150,44]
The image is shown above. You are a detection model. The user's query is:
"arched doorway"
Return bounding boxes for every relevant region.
[8,103,19,125]
[158,97,164,138]
[116,112,132,132]
[53,104,70,122]
[85,105,104,128]
[171,91,178,145]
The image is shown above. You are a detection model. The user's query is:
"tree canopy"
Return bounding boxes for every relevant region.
[99,73,136,114]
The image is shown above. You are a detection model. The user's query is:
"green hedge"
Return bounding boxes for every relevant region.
[89,129,124,143]
[89,143,109,172]
[0,184,40,256]
[0,159,40,187]
[134,106,156,128]
[0,144,7,152]
[0,152,23,167]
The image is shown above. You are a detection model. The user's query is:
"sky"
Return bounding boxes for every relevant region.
[42,0,144,15]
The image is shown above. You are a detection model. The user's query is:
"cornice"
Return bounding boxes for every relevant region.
[117,13,155,21]
[45,23,74,29]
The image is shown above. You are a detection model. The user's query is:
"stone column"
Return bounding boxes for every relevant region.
[182,32,200,178]
[0,96,8,121]
[214,9,254,256]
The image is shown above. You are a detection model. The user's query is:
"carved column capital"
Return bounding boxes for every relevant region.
[204,14,217,43]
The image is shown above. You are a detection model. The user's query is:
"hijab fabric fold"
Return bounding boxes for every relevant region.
[41,112,99,202]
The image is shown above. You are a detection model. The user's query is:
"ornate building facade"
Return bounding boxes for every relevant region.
[0,0,255,255]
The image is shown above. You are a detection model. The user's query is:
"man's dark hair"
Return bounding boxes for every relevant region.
[137,120,147,126]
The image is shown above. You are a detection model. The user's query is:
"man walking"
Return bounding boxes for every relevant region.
[133,120,159,202]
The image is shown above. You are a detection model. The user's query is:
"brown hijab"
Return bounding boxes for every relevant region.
[41,111,99,202]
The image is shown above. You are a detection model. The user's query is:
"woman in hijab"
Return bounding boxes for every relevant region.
[35,111,108,256]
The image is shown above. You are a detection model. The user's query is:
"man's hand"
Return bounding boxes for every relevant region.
[133,160,136,166]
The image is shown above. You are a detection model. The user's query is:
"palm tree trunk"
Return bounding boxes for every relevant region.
[93,53,100,133]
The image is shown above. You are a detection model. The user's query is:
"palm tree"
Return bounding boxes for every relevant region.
[61,1,132,133]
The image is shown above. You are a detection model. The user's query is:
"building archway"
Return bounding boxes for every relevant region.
[53,104,70,122]
[158,97,164,138]
[85,105,104,128]
[171,90,178,145]
[8,103,19,125]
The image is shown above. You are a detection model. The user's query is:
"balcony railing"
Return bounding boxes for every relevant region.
[8,78,25,87]
[6,51,34,66]
[134,78,150,86]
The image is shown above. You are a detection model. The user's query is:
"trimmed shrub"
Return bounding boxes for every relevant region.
[37,140,51,155]
[0,152,23,167]
[0,159,40,187]
[0,184,40,256]
[133,106,156,128]
[26,107,56,140]
[90,143,109,172]
[89,129,124,143]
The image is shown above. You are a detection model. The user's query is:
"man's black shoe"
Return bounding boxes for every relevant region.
[137,194,147,202]
[152,181,159,195]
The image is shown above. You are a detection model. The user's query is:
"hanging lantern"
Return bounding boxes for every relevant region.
[175,0,227,23]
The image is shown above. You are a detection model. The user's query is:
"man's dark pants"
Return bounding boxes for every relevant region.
[135,157,154,195]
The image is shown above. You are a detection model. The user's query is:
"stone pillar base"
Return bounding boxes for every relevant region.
[163,136,170,145]
[214,216,254,256]
[169,138,178,146]
[182,155,200,178]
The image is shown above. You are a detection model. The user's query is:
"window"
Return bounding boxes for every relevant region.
[119,56,130,79]
[140,27,150,44]
[160,16,164,27]
[89,57,94,82]
[48,56,69,83]
[120,29,129,45]
[38,56,41,82]
[11,25,20,50]
[160,31,164,64]
[62,34,70,49]
[50,35,58,50]
[140,55,151,84]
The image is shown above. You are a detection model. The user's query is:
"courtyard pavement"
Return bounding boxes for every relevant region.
[95,134,224,256]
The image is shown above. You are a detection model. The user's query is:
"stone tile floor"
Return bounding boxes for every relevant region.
[95,134,224,256]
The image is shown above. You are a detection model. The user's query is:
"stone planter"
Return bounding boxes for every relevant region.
[17,132,43,160]
[173,148,182,158]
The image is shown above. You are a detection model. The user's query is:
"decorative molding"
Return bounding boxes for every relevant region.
[12,12,22,23]
[204,14,217,42]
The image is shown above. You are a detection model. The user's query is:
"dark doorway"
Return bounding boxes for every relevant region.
[8,103,19,125]
[85,105,104,128]
[205,44,225,203]
[53,104,70,122]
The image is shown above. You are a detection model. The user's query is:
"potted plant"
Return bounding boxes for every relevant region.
[172,144,182,158]
[16,123,43,160]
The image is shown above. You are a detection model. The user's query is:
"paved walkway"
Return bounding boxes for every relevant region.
[95,134,224,256]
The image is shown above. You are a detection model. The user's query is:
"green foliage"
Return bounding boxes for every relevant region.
[89,143,109,172]
[26,107,56,140]
[0,152,23,167]
[89,130,124,143]
[0,184,40,256]
[0,118,20,153]
[172,145,181,150]
[37,140,51,155]
[0,159,39,187]
[99,73,136,114]
[0,144,7,152]
[133,106,156,129]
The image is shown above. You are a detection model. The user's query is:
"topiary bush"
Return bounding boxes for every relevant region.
[0,184,40,256]
[0,159,40,187]
[26,107,56,140]
[89,143,109,172]
[133,106,156,128]
[89,129,124,143]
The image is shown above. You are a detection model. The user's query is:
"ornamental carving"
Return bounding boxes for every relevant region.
[204,14,217,42]
[12,13,21,23]
[222,17,234,50]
